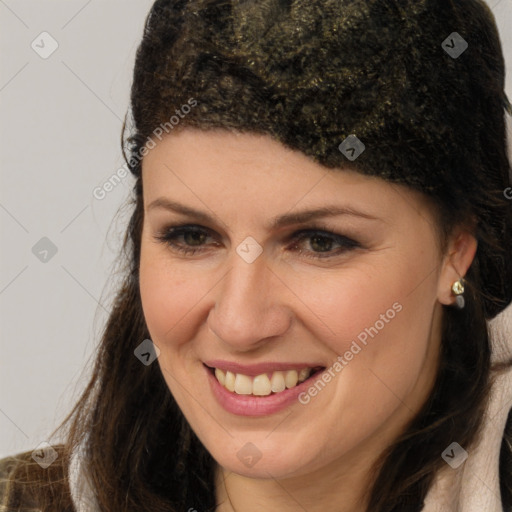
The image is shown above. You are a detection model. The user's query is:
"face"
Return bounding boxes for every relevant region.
[139,129,468,485]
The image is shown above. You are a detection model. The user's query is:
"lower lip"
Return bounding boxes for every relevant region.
[204,364,325,417]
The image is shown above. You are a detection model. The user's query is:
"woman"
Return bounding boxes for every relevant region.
[1,0,511,511]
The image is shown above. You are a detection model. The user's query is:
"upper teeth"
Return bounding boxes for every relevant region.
[214,368,315,396]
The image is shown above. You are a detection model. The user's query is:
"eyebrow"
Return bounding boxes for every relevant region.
[147,197,383,230]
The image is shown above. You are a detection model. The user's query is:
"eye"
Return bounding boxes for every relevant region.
[153,224,361,259]
[153,225,219,256]
[287,227,361,259]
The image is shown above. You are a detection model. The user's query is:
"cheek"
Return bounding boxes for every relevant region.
[139,245,200,352]
[288,267,437,449]
[285,258,409,349]
[289,251,438,385]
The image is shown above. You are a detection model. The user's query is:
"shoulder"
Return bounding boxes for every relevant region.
[0,445,70,511]
[0,449,38,510]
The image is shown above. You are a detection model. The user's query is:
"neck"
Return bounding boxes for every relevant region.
[213,450,376,512]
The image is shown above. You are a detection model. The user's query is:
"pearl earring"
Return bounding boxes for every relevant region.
[451,278,465,309]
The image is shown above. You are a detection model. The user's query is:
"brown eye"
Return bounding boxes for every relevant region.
[289,229,360,259]
[309,234,335,252]
[182,230,208,246]
[154,225,217,255]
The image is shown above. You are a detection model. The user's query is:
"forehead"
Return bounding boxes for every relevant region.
[141,129,435,230]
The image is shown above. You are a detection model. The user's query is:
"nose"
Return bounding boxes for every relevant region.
[207,251,292,350]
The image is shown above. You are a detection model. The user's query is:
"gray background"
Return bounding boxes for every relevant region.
[1,0,511,458]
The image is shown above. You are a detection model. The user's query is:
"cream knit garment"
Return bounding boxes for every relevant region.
[422,303,512,512]
[68,304,512,511]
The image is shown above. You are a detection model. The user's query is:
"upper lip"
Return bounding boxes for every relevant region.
[203,360,325,377]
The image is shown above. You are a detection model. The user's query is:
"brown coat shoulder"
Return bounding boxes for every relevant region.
[0,446,73,512]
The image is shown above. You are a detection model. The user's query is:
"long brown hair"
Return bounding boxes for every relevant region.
[4,1,512,511]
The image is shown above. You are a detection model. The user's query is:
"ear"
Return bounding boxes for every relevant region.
[437,228,478,306]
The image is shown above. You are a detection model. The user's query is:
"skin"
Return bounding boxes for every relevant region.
[139,129,477,512]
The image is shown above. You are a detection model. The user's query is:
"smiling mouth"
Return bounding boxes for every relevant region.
[205,364,325,396]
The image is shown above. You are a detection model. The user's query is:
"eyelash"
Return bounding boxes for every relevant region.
[153,224,361,260]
